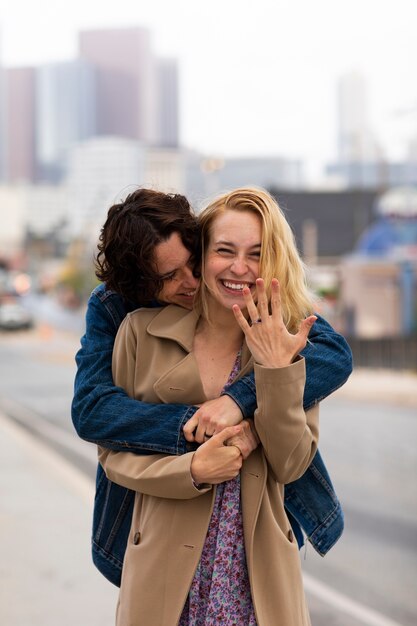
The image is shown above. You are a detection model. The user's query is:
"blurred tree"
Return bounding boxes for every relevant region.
[57,237,98,307]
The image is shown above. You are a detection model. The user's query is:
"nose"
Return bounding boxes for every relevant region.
[230,256,249,276]
[182,265,199,288]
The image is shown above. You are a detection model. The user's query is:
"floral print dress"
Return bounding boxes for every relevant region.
[179,351,257,626]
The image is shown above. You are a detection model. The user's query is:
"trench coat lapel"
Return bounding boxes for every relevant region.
[146,306,254,404]
[147,306,207,404]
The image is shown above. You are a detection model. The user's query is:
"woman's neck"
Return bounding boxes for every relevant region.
[196,297,244,346]
[193,298,244,399]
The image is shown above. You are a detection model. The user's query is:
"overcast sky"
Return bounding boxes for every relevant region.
[1,0,416,179]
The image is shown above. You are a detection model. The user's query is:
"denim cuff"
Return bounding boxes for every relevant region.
[222,376,257,419]
[179,405,199,454]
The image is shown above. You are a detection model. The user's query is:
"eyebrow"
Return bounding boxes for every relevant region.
[215,240,261,249]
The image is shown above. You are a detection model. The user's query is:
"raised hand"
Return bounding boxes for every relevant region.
[190,425,244,485]
[183,395,243,443]
[232,278,317,368]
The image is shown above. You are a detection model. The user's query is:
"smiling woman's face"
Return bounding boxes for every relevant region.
[203,209,262,310]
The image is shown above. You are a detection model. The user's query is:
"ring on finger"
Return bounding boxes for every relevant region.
[252,318,262,325]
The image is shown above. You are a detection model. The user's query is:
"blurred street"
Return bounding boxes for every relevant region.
[0,320,416,626]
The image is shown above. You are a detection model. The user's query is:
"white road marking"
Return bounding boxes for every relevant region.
[0,395,96,462]
[0,411,94,505]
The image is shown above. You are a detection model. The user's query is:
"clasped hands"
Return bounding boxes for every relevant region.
[190,420,259,486]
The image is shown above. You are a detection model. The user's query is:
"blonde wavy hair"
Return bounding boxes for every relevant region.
[195,187,315,332]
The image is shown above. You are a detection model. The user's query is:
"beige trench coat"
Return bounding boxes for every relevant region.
[98,305,319,626]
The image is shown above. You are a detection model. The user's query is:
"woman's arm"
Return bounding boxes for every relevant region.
[98,446,210,499]
[232,278,319,483]
[72,287,243,453]
[253,359,319,483]
[71,288,197,454]
[98,424,249,497]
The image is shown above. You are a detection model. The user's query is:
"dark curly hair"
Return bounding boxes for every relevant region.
[95,188,200,303]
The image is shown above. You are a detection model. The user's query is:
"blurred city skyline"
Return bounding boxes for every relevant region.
[1,0,417,181]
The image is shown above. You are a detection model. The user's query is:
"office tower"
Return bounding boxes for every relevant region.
[79,27,157,144]
[330,71,385,188]
[0,30,4,181]
[0,63,5,181]
[337,71,380,163]
[156,58,179,147]
[3,67,37,182]
[66,136,146,236]
[36,60,97,182]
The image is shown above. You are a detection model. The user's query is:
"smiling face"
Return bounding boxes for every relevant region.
[154,232,199,309]
[204,209,262,310]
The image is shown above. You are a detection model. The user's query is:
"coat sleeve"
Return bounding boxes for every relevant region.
[253,357,319,484]
[98,446,211,499]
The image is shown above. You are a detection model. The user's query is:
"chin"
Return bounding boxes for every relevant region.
[217,295,245,310]
[175,297,194,310]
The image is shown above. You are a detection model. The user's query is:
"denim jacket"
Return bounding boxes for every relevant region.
[72,284,352,586]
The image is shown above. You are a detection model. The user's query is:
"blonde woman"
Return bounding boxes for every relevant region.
[99,187,321,625]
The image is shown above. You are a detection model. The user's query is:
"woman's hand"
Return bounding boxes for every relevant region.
[232,278,317,368]
[226,419,259,460]
[190,426,243,485]
[183,395,243,443]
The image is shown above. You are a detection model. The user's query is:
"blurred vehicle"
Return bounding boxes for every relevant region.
[0,300,33,330]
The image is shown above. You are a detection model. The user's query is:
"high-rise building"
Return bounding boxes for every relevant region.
[337,71,381,164]
[0,31,5,182]
[3,67,37,182]
[36,60,97,182]
[1,25,181,189]
[78,27,157,144]
[155,58,179,148]
[65,136,146,237]
[0,67,5,181]
[326,71,386,188]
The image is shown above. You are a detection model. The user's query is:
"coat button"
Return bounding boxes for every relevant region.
[133,531,141,545]
[288,529,294,543]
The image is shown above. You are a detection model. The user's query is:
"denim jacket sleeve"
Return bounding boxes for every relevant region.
[71,288,197,455]
[223,313,352,415]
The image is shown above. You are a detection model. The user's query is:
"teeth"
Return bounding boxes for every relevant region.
[223,281,249,291]
[184,291,196,296]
